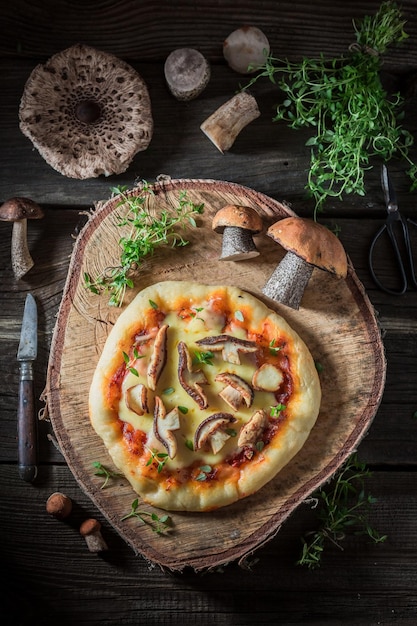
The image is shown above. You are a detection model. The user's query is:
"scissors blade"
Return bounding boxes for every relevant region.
[381,164,398,213]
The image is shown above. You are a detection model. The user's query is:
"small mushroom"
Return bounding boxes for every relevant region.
[19,44,153,179]
[153,396,180,459]
[215,372,254,410]
[263,217,348,309]
[147,325,169,391]
[237,409,269,448]
[200,91,260,153]
[0,197,44,279]
[177,341,208,409]
[212,205,263,260]
[79,518,108,553]
[194,413,236,454]
[223,26,270,74]
[46,492,72,520]
[196,334,258,365]
[252,363,284,392]
[125,383,149,416]
[164,48,210,101]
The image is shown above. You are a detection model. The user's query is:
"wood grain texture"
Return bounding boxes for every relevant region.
[42,180,386,570]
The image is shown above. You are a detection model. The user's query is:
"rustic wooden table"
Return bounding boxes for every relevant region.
[1,1,417,624]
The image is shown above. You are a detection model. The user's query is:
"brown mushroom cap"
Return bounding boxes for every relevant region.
[80,518,101,537]
[212,205,263,234]
[267,217,348,278]
[0,197,44,222]
[19,44,153,179]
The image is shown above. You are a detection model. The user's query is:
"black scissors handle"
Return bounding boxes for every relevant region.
[369,212,417,295]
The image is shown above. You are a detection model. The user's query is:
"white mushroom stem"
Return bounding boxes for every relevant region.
[200,92,260,153]
[220,226,259,260]
[262,251,314,310]
[11,219,34,280]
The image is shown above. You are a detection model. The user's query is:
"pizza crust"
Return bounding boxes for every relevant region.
[89,281,321,511]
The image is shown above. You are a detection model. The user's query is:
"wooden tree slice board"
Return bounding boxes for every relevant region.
[44,178,386,571]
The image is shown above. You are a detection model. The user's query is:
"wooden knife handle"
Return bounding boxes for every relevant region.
[17,363,38,482]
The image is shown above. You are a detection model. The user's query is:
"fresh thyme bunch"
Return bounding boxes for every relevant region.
[247,1,416,215]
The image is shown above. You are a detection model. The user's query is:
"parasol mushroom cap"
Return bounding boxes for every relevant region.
[19,44,153,179]
[267,217,348,278]
[212,205,263,234]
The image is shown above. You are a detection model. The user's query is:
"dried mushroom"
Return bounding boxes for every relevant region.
[147,325,169,391]
[153,397,180,459]
[177,341,208,409]
[0,197,44,279]
[194,413,236,454]
[215,372,254,411]
[19,44,153,179]
[196,334,258,365]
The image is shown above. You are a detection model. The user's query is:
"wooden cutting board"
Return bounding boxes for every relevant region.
[44,178,386,571]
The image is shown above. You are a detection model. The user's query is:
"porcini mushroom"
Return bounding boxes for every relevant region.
[0,197,44,279]
[263,217,348,310]
[177,341,208,409]
[200,91,260,153]
[223,26,270,74]
[212,204,263,260]
[79,518,108,553]
[194,413,236,454]
[196,334,258,365]
[153,397,180,459]
[19,44,153,179]
[46,492,72,520]
[164,48,210,101]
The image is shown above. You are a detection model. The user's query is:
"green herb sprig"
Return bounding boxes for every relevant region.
[298,454,387,569]
[84,184,204,306]
[93,461,124,489]
[121,498,172,534]
[245,1,416,216]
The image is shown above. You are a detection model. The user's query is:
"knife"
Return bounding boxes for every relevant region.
[17,293,38,482]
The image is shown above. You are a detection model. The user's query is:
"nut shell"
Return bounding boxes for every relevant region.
[267,217,348,278]
[212,205,263,234]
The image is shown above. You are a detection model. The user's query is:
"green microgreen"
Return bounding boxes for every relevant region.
[270,403,286,418]
[84,184,204,306]
[122,351,140,377]
[146,449,169,473]
[269,339,282,355]
[297,454,387,569]
[245,2,416,216]
[185,439,194,451]
[196,465,212,481]
[149,299,158,310]
[162,387,175,396]
[92,461,124,489]
[179,406,189,414]
[315,361,324,373]
[225,428,237,437]
[120,498,172,534]
[235,310,244,322]
[255,441,265,452]
[193,350,215,366]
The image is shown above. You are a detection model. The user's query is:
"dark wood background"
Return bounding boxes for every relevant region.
[1,1,417,624]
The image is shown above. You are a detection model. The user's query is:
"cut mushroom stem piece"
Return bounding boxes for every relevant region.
[177,341,208,409]
[147,324,169,391]
[196,334,258,365]
[215,372,254,411]
[200,91,260,153]
[164,48,210,101]
[252,363,284,392]
[223,26,270,74]
[153,397,180,459]
[212,205,263,261]
[263,217,348,310]
[0,197,44,280]
[194,413,236,454]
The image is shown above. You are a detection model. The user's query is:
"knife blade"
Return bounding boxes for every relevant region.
[17,293,38,482]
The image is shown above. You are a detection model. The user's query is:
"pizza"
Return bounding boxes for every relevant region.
[89,281,321,511]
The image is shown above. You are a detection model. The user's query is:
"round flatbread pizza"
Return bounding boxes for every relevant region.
[89,281,321,511]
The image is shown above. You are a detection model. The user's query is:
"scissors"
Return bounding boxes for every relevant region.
[368,164,417,295]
